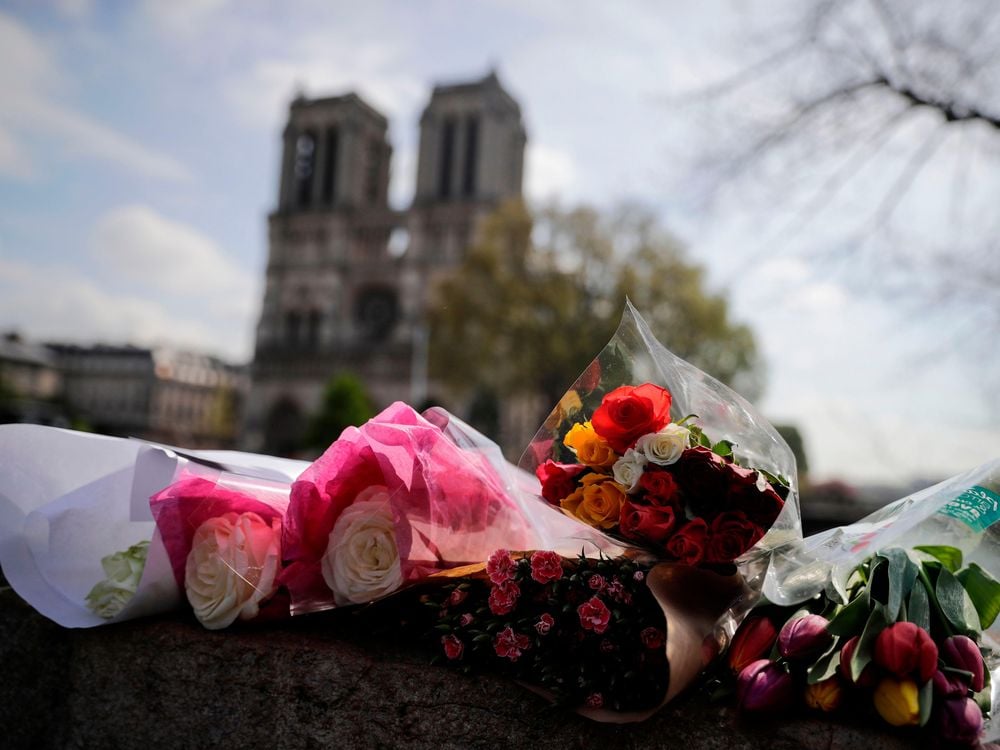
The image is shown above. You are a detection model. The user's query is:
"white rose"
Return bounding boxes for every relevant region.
[635,423,690,466]
[612,449,648,493]
[86,540,150,619]
[322,489,403,606]
[184,512,280,630]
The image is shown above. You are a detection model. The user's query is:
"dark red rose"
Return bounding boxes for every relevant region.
[529,550,564,584]
[706,511,764,564]
[619,500,678,545]
[641,626,665,650]
[488,579,520,616]
[726,467,784,526]
[670,447,729,513]
[639,470,682,505]
[441,634,464,660]
[486,549,517,584]
[591,383,672,453]
[588,574,607,592]
[666,518,708,565]
[577,596,612,634]
[535,460,586,505]
[585,692,604,709]
[578,360,602,393]
[494,626,531,661]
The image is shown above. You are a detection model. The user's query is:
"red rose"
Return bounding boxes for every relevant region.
[441,634,464,660]
[641,626,665,650]
[529,550,564,584]
[535,613,555,635]
[486,549,517,584]
[535,460,586,505]
[725,466,784,526]
[494,626,531,661]
[666,518,708,565]
[588,574,607,592]
[488,579,520,616]
[706,511,764,564]
[619,500,678,545]
[577,595,612,634]
[591,383,672,453]
[585,692,604,709]
[670,447,729,513]
[639,470,682,505]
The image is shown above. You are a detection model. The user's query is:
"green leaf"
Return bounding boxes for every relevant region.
[907,577,931,632]
[827,595,870,637]
[807,637,842,684]
[935,567,980,635]
[851,605,889,683]
[913,545,963,573]
[878,548,919,621]
[711,440,734,457]
[956,563,1000,629]
[918,678,933,727]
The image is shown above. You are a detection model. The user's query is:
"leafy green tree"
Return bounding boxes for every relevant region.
[429,200,761,408]
[305,374,374,450]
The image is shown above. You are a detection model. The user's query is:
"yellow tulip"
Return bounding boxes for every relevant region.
[873,677,920,727]
[804,676,842,712]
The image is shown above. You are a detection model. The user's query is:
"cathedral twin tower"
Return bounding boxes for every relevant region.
[246,72,527,454]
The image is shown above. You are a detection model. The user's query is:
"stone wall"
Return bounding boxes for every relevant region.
[0,586,917,750]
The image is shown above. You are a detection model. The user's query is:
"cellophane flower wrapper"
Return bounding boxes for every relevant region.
[765,459,1000,740]
[0,423,307,627]
[280,401,619,615]
[518,301,803,709]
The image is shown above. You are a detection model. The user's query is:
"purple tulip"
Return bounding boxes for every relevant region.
[737,659,794,713]
[778,614,832,660]
[933,670,968,697]
[936,696,984,746]
[941,635,985,693]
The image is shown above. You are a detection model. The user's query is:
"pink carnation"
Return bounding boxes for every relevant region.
[585,693,604,709]
[486,549,517,584]
[577,596,611,634]
[535,613,555,635]
[488,579,520,616]
[529,550,563,584]
[441,634,464,660]
[494,627,531,661]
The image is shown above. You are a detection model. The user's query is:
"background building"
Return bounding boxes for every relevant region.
[244,71,527,455]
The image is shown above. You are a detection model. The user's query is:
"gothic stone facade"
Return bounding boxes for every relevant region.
[244,73,526,455]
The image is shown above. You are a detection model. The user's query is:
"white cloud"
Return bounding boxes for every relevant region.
[0,258,242,358]
[54,0,94,19]
[91,205,255,315]
[525,142,579,202]
[139,0,230,36]
[0,11,190,181]
[0,126,33,179]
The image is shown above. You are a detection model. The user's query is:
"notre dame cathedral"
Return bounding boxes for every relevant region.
[243,72,527,455]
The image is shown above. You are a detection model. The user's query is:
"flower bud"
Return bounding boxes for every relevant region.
[874,622,937,683]
[941,635,985,693]
[935,696,984,746]
[728,616,778,673]
[873,677,920,727]
[839,635,876,687]
[804,676,843,712]
[932,669,967,697]
[778,614,832,660]
[736,659,794,714]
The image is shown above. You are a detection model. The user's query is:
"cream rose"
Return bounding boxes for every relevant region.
[184,511,280,630]
[322,487,403,606]
[612,449,647,493]
[635,423,690,466]
[86,540,150,619]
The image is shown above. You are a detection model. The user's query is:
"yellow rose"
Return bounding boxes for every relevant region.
[560,473,625,529]
[543,390,584,431]
[873,677,920,727]
[563,421,617,468]
[804,676,842,712]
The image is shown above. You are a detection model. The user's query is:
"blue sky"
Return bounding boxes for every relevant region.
[1,0,997,484]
